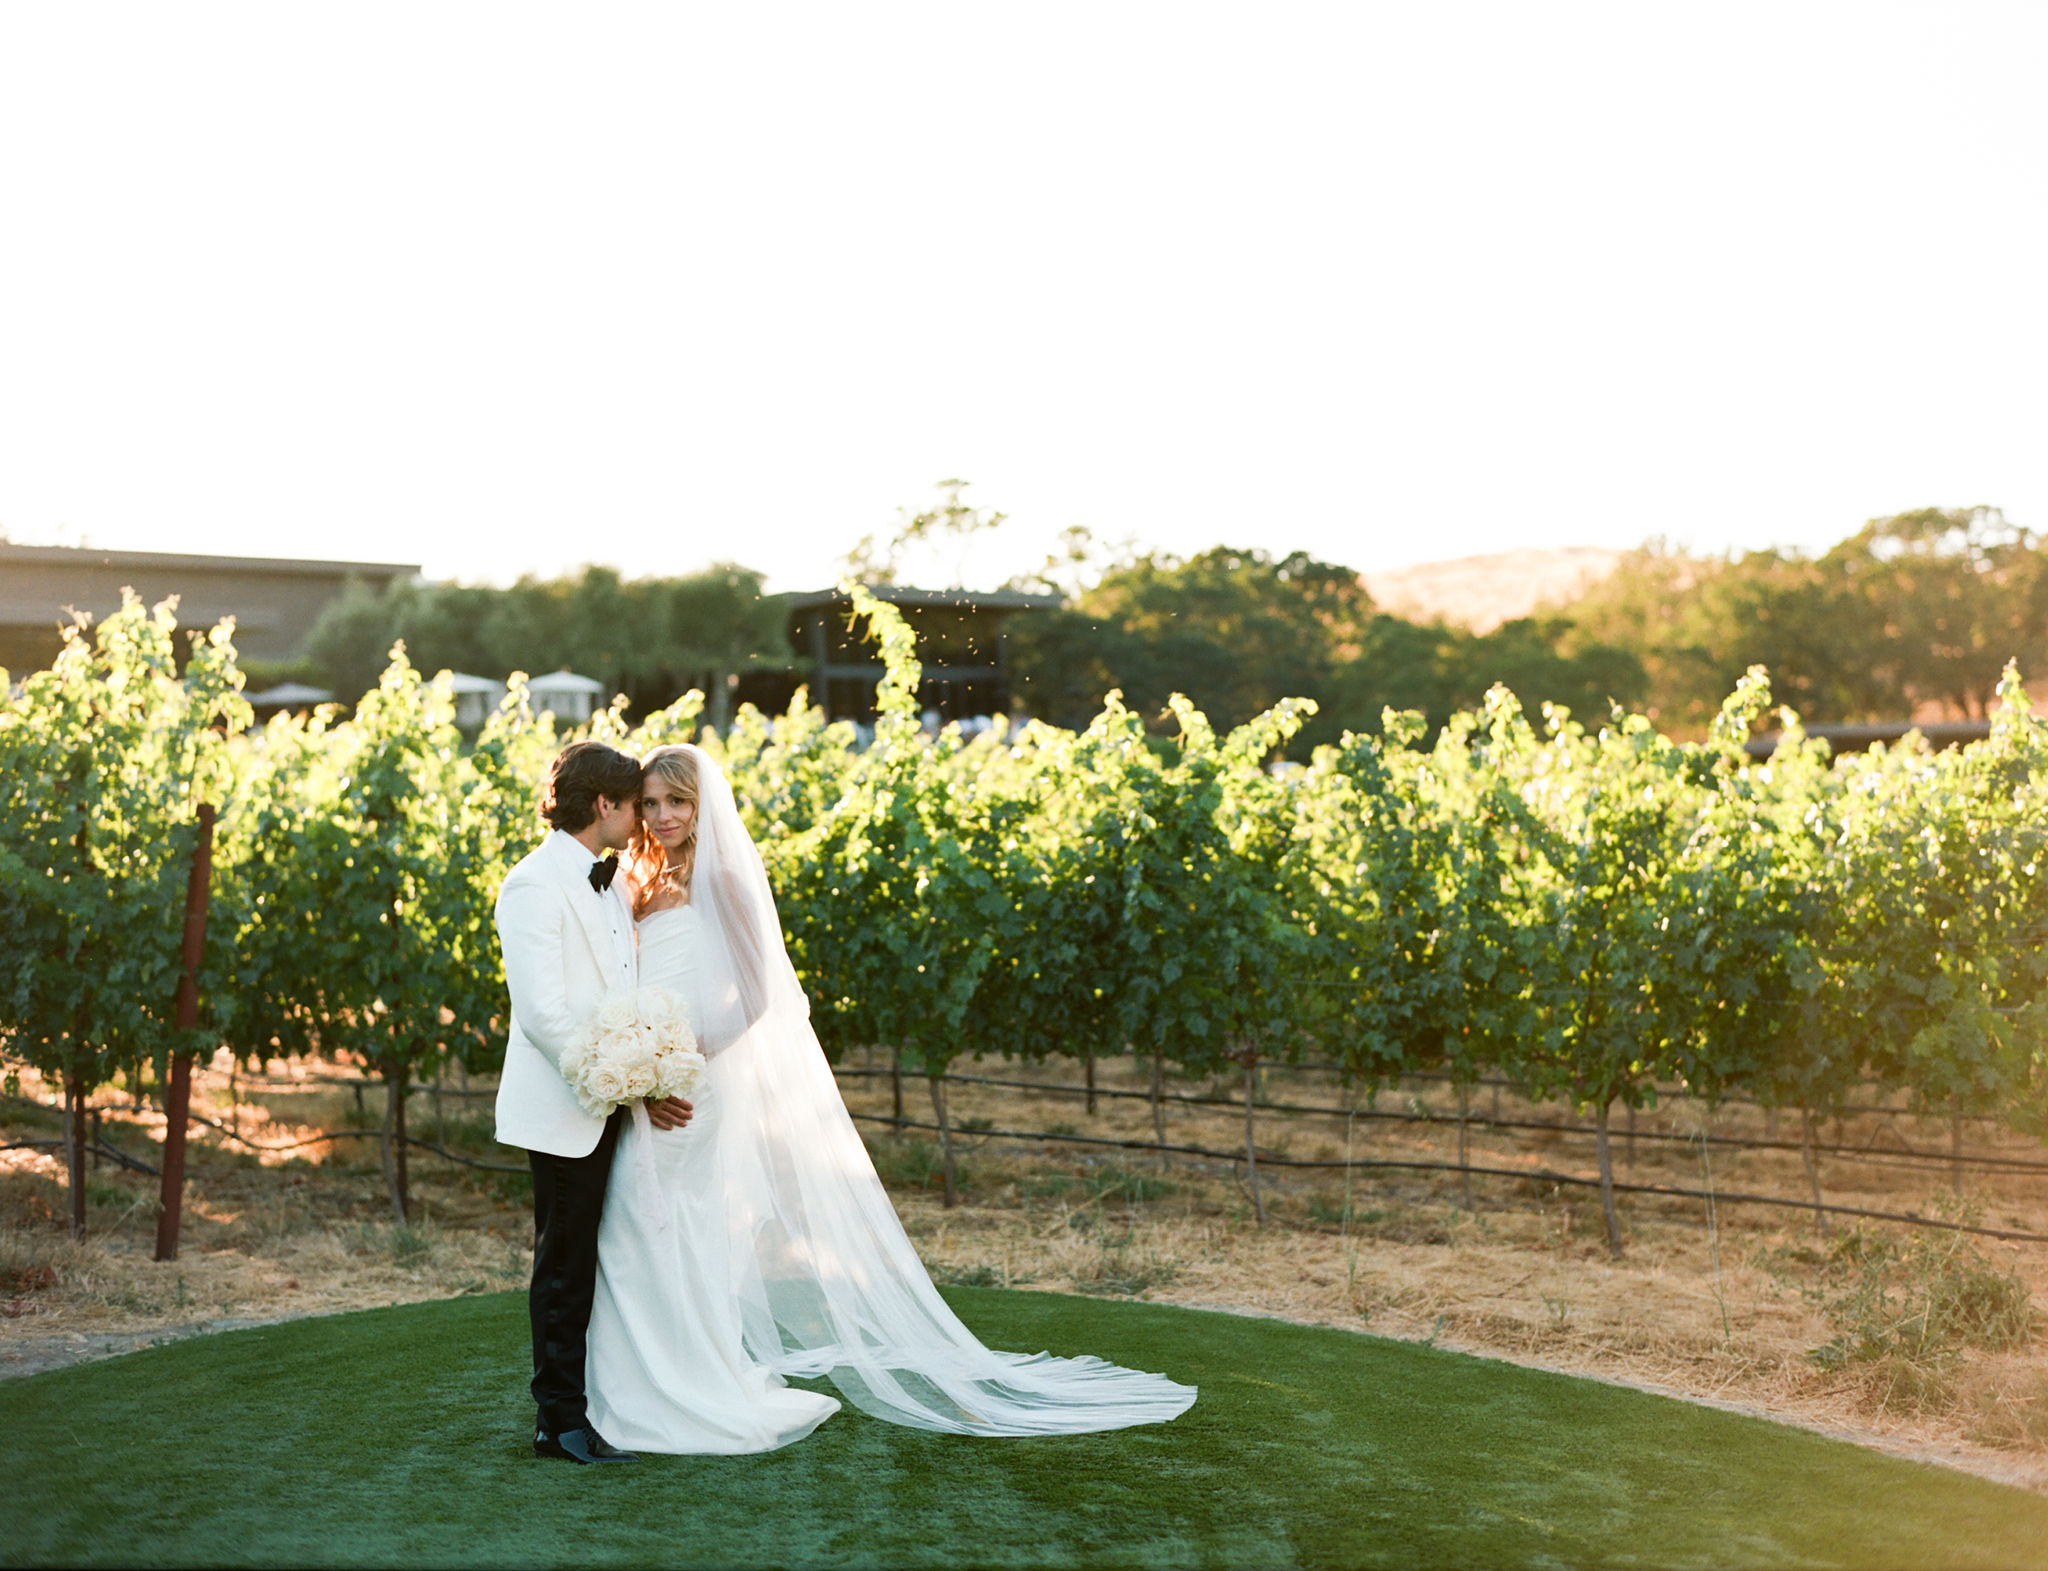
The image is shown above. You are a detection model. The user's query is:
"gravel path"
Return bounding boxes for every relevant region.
[0,1314,305,1379]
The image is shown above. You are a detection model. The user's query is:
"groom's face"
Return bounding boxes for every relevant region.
[590,791,641,852]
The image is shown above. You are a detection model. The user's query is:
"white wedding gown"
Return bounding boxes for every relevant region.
[582,744,1194,1454]
[586,902,841,1454]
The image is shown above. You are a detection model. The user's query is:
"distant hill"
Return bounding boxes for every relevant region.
[1361,546,1625,632]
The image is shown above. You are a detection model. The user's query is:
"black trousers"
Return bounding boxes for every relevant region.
[527,1108,625,1435]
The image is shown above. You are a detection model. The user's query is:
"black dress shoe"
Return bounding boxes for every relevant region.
[534,1425,638,1464]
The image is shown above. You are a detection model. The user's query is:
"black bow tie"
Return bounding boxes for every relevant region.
[587,854,619,893]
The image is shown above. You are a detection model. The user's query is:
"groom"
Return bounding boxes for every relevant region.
[496,740,693,1465]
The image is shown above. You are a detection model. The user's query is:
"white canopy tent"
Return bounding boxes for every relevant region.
[445,672,507,729]
[244,681,334,714]
[526,669,606,725]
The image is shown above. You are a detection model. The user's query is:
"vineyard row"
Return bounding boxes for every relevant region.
[4,587,2047,1256]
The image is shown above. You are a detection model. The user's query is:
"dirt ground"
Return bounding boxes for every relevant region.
[5,1050,2046,1493]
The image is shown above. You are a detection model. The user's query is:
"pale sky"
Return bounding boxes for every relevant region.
[2,3,2042,594]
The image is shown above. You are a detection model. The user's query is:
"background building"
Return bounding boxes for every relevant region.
[0,543,418,674]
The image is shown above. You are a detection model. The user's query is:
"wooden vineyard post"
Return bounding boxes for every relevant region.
[1593,1096,1623,1259]
[379,1053,412,1224]
[1456,1080,1474,1210]
[1800,1107,1828,1239]
[155,803,215,1263]
[66,815,91,1241]
[928,1073,957,1209]
[1150,1048,1167,1164]
[1951,1096,1965,1197]
[65,1053,87,1240]
[1241,1052,1266,1227]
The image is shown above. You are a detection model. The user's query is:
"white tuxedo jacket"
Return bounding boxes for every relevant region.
[494,830,639,1158]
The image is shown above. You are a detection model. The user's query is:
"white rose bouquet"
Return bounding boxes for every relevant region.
[557,986,706,1119]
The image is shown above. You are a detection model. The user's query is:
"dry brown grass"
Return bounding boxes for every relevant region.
[1,1056,532,1375]
[6,1049,2046,1492]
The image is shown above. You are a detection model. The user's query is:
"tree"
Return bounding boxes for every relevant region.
[774,587,1002,1204]
[1787,664,2048,1191]
[1826,508,2048,720]
[0,594,246,1236]
[1009,546,1370,746]
[653,567,790,729]
[302,565,788,720]
[979,695,1178,1124]
[221,648,502,1219]
[1505,692,1727,1257]
[1293,693,1548,1198]
[1011,544,1642,753]
[1562,508,2048,730]
[1099,692,1320,1223]
[841,478,1008,588]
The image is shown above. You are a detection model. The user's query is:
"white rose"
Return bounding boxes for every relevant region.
[656,1049,708,1101]
[649,995,696,1046]
[596,996,637,1032]
[652,1015,698,1056]
[602,1025,653,1068]
[582,1061,628,1107]
[635,988,680,1030]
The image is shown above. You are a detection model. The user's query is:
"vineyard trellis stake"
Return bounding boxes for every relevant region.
[154,802,214,1263]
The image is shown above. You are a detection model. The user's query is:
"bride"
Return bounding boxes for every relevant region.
[583,743,1196,1453]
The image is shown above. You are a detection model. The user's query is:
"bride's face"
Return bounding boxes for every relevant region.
[641,774,697,849]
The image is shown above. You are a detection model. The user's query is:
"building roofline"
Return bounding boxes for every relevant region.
[245,683,336,704]
[526,670,606,693]
[783,584,1061,612]
[0,542,421,578]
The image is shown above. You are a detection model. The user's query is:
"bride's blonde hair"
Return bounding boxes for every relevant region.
[629,745,700,918]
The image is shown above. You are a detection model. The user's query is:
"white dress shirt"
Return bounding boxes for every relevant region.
[545,828,635,989]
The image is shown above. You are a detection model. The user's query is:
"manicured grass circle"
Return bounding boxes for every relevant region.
[5,1288,2044,1569]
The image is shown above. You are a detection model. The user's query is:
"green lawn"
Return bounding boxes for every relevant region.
[5,1287,2045,1569]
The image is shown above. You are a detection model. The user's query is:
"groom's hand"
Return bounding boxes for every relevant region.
[646,1095,694,1131]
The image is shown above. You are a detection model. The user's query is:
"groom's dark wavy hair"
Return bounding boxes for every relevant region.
[540,741,644,832]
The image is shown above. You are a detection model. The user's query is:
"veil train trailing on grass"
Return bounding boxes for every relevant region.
[594,745,1195,1439]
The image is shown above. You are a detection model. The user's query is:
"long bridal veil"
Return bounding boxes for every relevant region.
[676,744,1196,1435]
